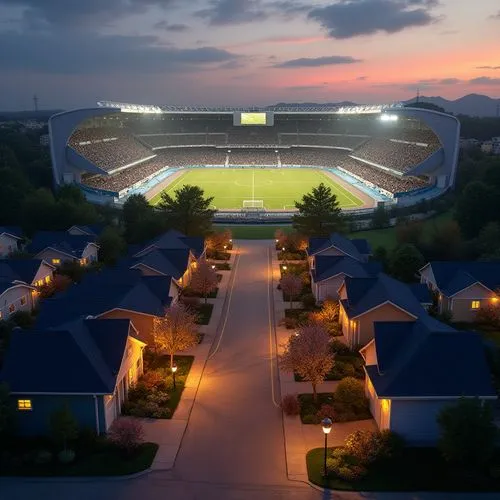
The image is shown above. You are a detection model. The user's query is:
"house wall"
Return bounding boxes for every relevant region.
[81,244,98,265]
[11,394,105,436]
[0,285,35,320]
[99,309,154,345]
[361,342,377,365]
[32,262,55,287]
[314,274,345,302]
[448,284,497,323]
[0,234,19,257]
[365,378,391,431]
[419,266,437,290]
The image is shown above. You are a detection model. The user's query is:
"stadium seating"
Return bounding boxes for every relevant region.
[228,149,278,166]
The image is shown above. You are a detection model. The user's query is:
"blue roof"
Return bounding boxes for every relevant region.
[307,233,371,261]
[0,259,47,285]
[133,229,204,258]
[343,273,427,319]
[408,283,433,304]
[36,268,173,329]
[426,261,500,296]
[68,224,104,237]
[312,255,381,283]
[29,231,97,258]
[0,318,136,394]
[125,248,191,279]
[0,226,23,239]
[366,320,496,398]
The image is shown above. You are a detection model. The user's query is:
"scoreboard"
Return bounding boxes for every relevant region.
[233,112,274,126]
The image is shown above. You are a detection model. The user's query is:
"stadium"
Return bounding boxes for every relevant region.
[49,102,460,222]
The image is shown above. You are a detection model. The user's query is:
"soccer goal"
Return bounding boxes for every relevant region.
[242,200,264,210]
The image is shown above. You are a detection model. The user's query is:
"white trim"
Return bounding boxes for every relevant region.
[93,395,100,435]
[448,281,493,298]
[359,338,375,361]
[0,232,22,241]
[130,262,167,275]
[97,307,160,319]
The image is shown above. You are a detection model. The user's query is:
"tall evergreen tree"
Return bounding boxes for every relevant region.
[292,183,344,237]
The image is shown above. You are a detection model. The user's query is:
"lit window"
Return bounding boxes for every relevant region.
[8,304,15,313]
[18,399,32,411]
[471,300,481,310]
[52,258,61,265]
[20,296,27,306]
[45,275,51,284]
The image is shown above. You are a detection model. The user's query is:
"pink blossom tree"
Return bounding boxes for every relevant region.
[280,273,303,309]
[108,417,144,456]
[190,258,218,304]
[280,324,334,402]
[152,304,198,367]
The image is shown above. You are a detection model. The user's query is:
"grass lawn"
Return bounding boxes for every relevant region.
[295,353,364,382]
[150,168,363,210]
[0,442,158,477]
[217,225,293,239]
[196,303,214,325]
[307,447,500,491]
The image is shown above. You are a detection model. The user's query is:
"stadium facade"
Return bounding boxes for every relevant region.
[49,102,460,219]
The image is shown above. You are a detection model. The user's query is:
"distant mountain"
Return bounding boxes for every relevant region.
[404,94,500,117]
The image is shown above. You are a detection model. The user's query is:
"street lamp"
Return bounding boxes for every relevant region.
[211,264,216,270]
[171,363,178,390]
[321,417,332,478]
[224,245,227,250]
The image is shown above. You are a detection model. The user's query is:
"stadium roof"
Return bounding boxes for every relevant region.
[97,101,404,115]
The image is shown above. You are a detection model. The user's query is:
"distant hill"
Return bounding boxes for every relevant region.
[0,110,62,121]
[404,94,500,117]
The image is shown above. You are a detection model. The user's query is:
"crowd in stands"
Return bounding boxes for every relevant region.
[82,156,169,193]
[228,149,278,166]
[352,137,440,173]
[140,133,227,148]
[70,128,154,173]
[279,133,367,149]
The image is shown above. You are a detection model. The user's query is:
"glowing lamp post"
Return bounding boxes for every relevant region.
[211,264,216,270]
[224,245,227,250]
[321,417,333,478]
[171,363,178,390]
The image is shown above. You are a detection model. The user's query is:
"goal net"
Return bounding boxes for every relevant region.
[242,200,264,210]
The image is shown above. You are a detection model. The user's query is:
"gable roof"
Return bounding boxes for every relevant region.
[425,261,500,296]
[312,255,381,283]
[67,224,104,237]
[0,226,23,240]
[408,283,433,304]
[132,229,204,259]
[29,231,98,258]
[365,319,496,398]
[0,281,34,296]
[0,259,52,285]
[342,273,426,319]
[125,248,191,279]
[307,233,371,261]
[0,318,140,394]
[35,268,174,329]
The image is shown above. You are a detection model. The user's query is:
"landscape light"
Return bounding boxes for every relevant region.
[321,417,333,479]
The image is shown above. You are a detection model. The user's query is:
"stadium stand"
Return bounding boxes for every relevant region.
[228,149,278,166]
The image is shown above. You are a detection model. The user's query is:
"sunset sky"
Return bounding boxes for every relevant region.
[0,0,499,110]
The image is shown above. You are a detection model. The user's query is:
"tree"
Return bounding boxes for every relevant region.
[280,273,303,309]
[395,219,423,248]
[280,324,334,402]
[425,220,463,260]
[205,229,232,252]
[108,418,144,457]
[151,304,198,367]
[437,398,497,469]
[293,183,345,237]
[97,226,127,266]
[371,205,390,229]
[50,405,79,451]
[190,259,218,304]
[372,246,389,272]
[478,222,500,260]
[122,194,163,244]
[389,244,425,283]
[0,383,16,442]
[158,184,215,236]
[455,181,496,239]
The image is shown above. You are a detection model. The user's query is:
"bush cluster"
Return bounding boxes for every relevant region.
[281,394,300,416]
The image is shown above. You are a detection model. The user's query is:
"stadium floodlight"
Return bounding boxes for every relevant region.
[380,114,398,122]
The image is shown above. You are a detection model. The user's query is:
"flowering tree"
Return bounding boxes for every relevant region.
[190,258,218,304]
[152,304,198,367]
[280,273,303,309]
[108,417,144,457]
[280,324,334,402]
[310,298,339,324]
[206,229,232,251]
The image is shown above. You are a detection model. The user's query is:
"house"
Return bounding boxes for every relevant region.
[28,231,99,267]
[360,318,496,445]
[129,229,206,286]
[67,224,104,237]
[0,226,23,257]
[0,282,36,321]
[0,259,55,288]
[307,233,371,270]
[36,268,178,343]
[0,318,145,436]
[311,255,381,302]
[420,261,500,322]
[338,274,430,348]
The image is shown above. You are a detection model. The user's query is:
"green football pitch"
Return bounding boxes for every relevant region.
[150,168,364,210]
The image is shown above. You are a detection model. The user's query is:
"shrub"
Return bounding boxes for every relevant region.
[302,414,320,425]
[476,305,500,328]
[108,418,144,456]
[316,404,335,421]
[301,293,316,309]
[344,430,381,465]
[330,339,352,356]
[179,295,201,309]
[50,405,79,451]
[326,448,367,481]
[140,371,166,391]
[281,394,300,416]
[34,450,53,465]
[333,377,369,417]
[58,449,76,464]
[330,361,356,379]
[280,317,298,330]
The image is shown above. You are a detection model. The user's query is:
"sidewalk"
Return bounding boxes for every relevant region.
[271,248,376,483]
[141,248,237,471]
